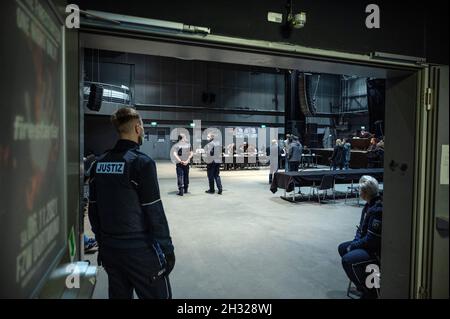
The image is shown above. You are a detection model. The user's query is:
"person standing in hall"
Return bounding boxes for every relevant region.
[343,138,352,169]
[287,135,302,172]
[204,133,223,195]
[88,107,175,299]
[173,133,193,196]
[268,139,281,184]
[283,134,291,172]
[330,139,345,170]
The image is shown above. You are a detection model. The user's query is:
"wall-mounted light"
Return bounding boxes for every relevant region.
[286,0,306,29]
[288,12,306,29]
[151,122,157,127]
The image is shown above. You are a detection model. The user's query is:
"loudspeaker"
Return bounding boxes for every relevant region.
[87,84,103,111]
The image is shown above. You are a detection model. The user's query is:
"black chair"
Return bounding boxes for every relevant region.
[309,174,335,204]
[347,255,381,299]
[345,180,360,205]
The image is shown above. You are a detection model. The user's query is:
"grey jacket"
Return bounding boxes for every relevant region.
[288,141,302,162]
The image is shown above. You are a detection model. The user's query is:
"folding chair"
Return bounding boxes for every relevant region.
[309,174,335,204]
[346,254,381,299]
[345,180,360,205]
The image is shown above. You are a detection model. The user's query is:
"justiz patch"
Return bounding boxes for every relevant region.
[96,162,125,174]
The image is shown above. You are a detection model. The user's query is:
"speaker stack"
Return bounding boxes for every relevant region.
[86,84,103,111]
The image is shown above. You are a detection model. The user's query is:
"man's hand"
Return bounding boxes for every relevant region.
[165,252,176,275]
[97,249,103,267]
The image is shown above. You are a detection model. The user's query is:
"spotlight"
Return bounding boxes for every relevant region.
[288,12,306,29]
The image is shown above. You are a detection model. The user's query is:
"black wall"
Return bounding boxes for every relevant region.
[84,49,285,111]
[74,0,448,65]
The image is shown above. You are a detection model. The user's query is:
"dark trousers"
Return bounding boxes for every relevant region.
[100,245,172,299]
[288,161,299,172]
[206,162,222,191]
[332,162,344,170]
[338,241,379,298]
[176,164,189,190]
[344,161,350,170]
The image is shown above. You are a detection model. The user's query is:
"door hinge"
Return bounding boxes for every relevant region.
[425,88,432,111]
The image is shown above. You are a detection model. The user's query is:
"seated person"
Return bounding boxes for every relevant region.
[359,129,372,139]
[239,142,249,154]
[367,137,379,151]
[247,144,257,154]
[226,142,236,155]
[367,138,384,168]
[338,176,382,299]
[301,145,313,167]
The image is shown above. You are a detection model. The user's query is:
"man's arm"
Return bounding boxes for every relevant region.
[187,145,194,162]
[349,215,382,252]
[173,144,182,163]
[137,158,174,255]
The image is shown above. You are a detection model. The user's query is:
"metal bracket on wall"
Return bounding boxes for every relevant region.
[425,88,433,111]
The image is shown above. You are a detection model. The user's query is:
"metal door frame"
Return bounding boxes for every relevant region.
[77,14,437,299]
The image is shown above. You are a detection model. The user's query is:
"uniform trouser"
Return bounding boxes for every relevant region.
[288,161,299,172]
[176,163,189,190]
[100,245,172,299]
[269,161,278,183]
[206,162,222,191]
[338,241,379,298]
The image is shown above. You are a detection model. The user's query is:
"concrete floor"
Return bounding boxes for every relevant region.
[85,161,364,299]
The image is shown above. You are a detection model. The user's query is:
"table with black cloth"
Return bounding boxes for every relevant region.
[310,148,369,169]
[270,168,384,197]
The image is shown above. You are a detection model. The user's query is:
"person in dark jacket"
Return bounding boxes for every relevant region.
[330,139,345,170]
[173,133,193,196]
[88,107,175,299]
[367,139,384,168]
[204,133,223,194]
[287,136,302,172]
[338,175,382,299]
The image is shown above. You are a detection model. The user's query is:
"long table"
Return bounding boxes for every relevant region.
[310,148,369,169]
[222,154,270,170]
[270,168,384,194]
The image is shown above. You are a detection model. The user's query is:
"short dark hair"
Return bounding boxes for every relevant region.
[111,107,141,133]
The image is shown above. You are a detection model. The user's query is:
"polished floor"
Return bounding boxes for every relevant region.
[85,161,364,299]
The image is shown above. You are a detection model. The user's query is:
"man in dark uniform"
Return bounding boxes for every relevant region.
[173,133,193,196]
[88,107,175,299]
[287,135,302,172]
[338,175,382,299]
[204,133,223,194]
